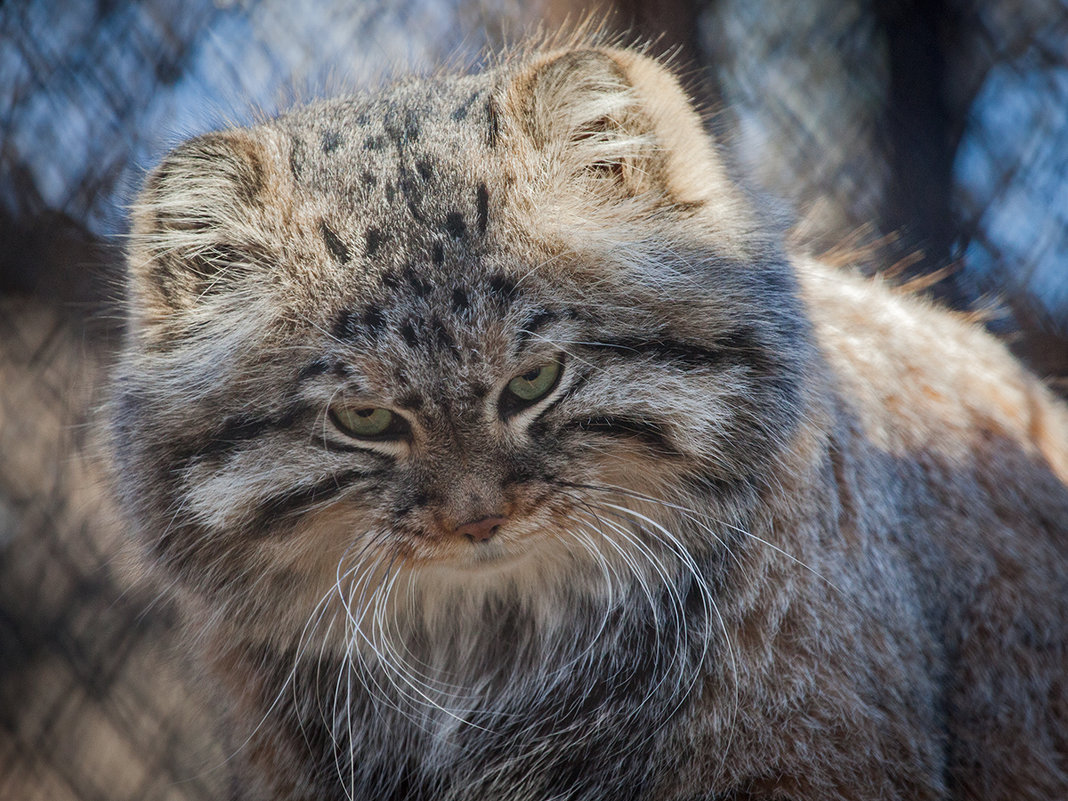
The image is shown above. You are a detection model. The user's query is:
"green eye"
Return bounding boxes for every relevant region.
[330,406,403,439]
[505,360,562,403]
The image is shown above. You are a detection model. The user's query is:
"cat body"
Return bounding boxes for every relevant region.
[110,44,1068,799]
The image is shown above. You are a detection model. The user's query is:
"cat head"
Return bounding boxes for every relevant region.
[112,45,811,648]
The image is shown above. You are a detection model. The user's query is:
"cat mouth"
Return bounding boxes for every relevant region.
[402,529,540,572]
[467,539,514,564]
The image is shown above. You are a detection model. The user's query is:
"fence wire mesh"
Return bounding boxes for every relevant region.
[1,1,1066,798]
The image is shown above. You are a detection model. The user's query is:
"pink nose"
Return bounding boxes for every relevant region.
[454,516,507,543]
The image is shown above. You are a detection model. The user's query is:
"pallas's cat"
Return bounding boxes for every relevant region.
[109,44,1068,800]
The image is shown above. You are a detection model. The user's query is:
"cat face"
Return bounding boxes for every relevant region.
[111,48,808,649]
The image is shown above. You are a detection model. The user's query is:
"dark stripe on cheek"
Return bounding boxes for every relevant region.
[522,371,589,434]
[545,371,588,410]
[682,469,756,503]
[569,415,679,456]
[252,469,380,535]
[176,405,307,466]
[584,328,761,371]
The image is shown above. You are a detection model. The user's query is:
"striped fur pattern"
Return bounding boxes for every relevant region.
[110,44,1068,800]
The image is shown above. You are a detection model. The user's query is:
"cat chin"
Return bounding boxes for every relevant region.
[221,505,669,656]
[292,546,602,662]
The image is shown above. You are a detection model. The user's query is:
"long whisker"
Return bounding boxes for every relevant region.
[587,498,740,759]
[560,478,841,593]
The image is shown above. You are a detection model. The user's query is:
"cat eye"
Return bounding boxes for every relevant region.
[329,406,409,440]
[500,359,563,416]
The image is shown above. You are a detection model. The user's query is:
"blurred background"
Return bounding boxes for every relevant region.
[1,1,1066,798]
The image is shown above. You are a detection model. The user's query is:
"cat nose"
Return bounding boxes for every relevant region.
[454,515,507,543]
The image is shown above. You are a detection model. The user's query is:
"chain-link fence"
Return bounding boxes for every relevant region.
[2,1,1066,798]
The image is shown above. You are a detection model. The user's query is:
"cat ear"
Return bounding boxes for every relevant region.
[507,47,735,209]
[128,129,276,324]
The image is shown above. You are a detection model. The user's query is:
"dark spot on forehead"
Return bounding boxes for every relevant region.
[385,181,396,203]
[432,242,444,266]
[334,305,386,343]
[451,287,470,313]
[362,305,386,340]
[488,272,519,304]
[405,109,421,139]
[320,221,350,263]
[476,183,489,235]
[444,211,466,238]
[416,159,434,180]
[385,107,421,146]
[404,264,430,296]
[333,309,359,340]
[398,172,425,222]
[361,170,376,187]
[365,228,383,258]
[431,315,460,360]
[365,135,385,150]
[397,391,424,410]
[400,319,419,349]
[321,130,342,153]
